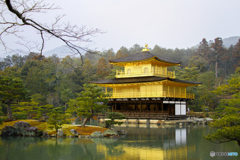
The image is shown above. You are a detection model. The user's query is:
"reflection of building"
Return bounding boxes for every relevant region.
[91,45,201,119]
[164,128,186,149]
[96,127,195,160]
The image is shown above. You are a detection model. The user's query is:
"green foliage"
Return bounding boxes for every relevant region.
[0,75,31,119]
[31,94,46,106]
[47,107,66,132]
[60,88,74,111]
[194,71,218,111]
[11,101,39,119]
[97,57,109,80]
[105,112,126,127]
[188,55,208,72]
[66,99,79,117]
[204,114,240,146]
[12,112,28,120]
[1,42,240,120]
[35,104,54,120]
[213,69,240,116]
[71,83,109,127]
[176,67,200,81]
[204,69,240,146]
[0,106,3,124]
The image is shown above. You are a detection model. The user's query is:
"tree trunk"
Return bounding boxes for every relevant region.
[82,117,88,128]
[7,104,12,119]
[216,60,218,78]
[65,103,67,112]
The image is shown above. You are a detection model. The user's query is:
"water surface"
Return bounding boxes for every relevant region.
[0,124,239,160]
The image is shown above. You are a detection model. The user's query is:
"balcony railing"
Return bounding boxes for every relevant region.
[107,91,194,99]
[116,70,175,78]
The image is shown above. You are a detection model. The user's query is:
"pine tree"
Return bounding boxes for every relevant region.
[0,76,31,119]
[210,37,227,78]
[204,68,240,146]
[47,107,66,132]
[75,83,109,128]
[115,50,124,59]
[11,101,39,119]
[233,38,240,68]
[97,57,109,79]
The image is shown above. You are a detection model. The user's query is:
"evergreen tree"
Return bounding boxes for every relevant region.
[233,38,240,68]
[82,59,97,83]
[35,104,54,120]
[60,89,74,111]
[204,68,240,146]
[47,107,66,132]
[0,105,3,124]
[0,76,31,119]
[74,83,109,128]
[11,101,39,119]
[97,57,109,80]
[210,37,227,78]
[115,50,124,59]
[119,46,130,57]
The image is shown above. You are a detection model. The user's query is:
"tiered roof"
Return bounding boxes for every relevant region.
[109,51,181,65]
[90,76,201,86]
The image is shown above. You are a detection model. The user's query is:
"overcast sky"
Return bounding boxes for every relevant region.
[2,0,240,54]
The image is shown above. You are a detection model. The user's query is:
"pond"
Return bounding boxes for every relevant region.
[0,124,239,160]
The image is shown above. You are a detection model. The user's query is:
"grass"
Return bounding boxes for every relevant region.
[0,119,108,136]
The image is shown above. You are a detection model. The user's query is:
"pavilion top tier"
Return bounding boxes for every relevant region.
[109,44,181,79]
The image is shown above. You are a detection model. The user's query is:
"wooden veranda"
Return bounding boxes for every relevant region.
[97,99,188,120]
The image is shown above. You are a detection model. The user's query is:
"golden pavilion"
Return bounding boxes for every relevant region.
[91,45,201,120]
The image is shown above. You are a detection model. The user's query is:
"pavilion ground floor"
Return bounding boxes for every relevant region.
[99,98,190,120]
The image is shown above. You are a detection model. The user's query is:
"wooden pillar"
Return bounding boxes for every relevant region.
[140,102,142,112]
[115,102,116,111]
[161,101,163,112]
[105,87,108,94]
[112,104,113,112]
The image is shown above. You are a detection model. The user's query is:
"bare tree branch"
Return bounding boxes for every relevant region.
[0,0,103,64]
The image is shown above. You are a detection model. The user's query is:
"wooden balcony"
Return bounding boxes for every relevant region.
[108,91,195,99]
[116,70,175,78]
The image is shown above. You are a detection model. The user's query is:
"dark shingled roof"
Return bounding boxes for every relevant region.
[109,51,181,64]
[90,76,202,85]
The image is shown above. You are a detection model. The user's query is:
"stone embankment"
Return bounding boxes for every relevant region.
[100,117,213,125]
[0,120,126,139]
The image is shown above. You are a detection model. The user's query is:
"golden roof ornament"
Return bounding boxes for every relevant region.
[142,43,150,51]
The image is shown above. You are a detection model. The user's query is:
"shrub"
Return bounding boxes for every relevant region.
[105,112,126,128]
[12,112,28,120]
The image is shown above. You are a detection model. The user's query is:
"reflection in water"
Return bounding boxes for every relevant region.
[0,125,239,160]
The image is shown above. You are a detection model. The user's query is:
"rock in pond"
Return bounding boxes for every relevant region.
[78,135,91,139]
[25,127,41,136]
[13,121,30,135]
[13,121,30,129]
[109,135,119,139]
[70,129,79,136]
[42,132,49,138]
[91,131,104,138]
[117,130,127,135]
[1,126,17,136]
[103,129,118,137]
